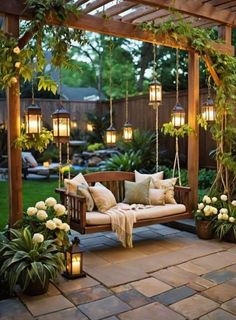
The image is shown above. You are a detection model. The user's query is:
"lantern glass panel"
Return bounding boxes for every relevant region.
[26,114,42,134]
[172,112,185,127]
[149,82,162,104]
[201,98,215,122]
[105,127,117,146]
[53,117,70,139]
[123,124,133,142]
[87,123,93,132]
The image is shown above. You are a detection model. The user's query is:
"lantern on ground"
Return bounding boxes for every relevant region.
[201,97,216,122]
[171,102,185,128]
[64,237,86,279]
[149,80,162,107]
[123,122,133,142]
[52,106,70,143]
[105,124,117,146]
[25,104,42,135]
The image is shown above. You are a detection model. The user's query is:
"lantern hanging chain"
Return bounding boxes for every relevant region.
[207,75,211,98]
[176,48,179,104]
[153,44,157,81]
[173,137,182,185]
[156,107,159,173]
[109,38,113,127]
[59,67,63,107]
[31,69,35,105]
[125,79,129,122]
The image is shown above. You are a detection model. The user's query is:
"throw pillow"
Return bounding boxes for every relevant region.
[23,152,38,167]
[89,182,117,213]
[149,189,165,205]
[123,178,151,205]
[64,173,88,194]
[154,178,177,204]
[77,183,94,212]
[135,170,164,188]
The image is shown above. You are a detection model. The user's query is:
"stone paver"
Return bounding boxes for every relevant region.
[119,302,185,320]
[199,308,236,320]
[37,307,88,320]
[151,266,197,287]
[153,285,196,305]
[203,270,236,284]
[188,277,216,291]
[0,298,33,320]
[203,283,236,303]
[54,275,99,294]
[222,298,236,315]
[170,294,219,320]
[131,277,172,297]
[21,294,74,317]
[66,285,111,305]
[116,289,152,308]
[78,295,130,320]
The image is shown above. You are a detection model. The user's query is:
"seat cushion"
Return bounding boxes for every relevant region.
[86,211,111,225]
[135,204,186,221]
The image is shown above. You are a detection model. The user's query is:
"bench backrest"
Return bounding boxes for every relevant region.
[84,171,135,202]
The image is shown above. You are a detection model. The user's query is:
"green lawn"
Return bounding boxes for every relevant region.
[0,179,59,230]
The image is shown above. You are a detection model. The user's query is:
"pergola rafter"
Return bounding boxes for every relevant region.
[0,0,235,223]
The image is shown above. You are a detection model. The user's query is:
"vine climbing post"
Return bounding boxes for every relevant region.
[6,15,23,226]
[188,52,199,211]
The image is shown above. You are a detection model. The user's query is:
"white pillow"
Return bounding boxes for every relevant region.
[154,178,177,204]
[64,173,88,194]
[89,182,117,213]
[149,189,165,205]
[135,170,164,188]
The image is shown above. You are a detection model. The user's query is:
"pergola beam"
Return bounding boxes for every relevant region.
[132,0,236,26]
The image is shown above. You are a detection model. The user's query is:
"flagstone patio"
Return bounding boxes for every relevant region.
[1,225,236,320]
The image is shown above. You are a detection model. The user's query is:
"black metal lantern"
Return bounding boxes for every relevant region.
[64,237,86,279]
[201,97,216,122]
[149,80,162,107]
[171,102,185,128]
[52,106,70,143]
[123,122,133,142]
[25,104,42,135]
[105,124,117,146]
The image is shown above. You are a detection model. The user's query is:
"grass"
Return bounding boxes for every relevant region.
[0,179,59,231]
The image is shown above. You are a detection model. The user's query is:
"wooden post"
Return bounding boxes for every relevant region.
[188,52,199,211]
[6,15,23,226]
[218,25,232,45]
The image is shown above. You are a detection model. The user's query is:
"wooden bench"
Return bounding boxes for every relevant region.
[56,171,192,234]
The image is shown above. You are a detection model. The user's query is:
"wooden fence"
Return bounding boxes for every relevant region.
[0,88,216,168]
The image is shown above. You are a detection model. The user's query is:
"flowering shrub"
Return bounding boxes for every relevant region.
[17,197,70,250]
[195,194,236,239]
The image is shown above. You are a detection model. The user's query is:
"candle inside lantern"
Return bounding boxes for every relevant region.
[72,256,81,274]
[43,161,50,168]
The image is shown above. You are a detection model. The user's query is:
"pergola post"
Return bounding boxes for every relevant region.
[6,15,23,226]
[188,52,199,211]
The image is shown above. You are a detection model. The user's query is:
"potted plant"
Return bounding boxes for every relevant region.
[194,195,218,239]
[0,228,65,295]
[213,195,236,243]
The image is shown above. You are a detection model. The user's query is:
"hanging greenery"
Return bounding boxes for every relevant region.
[141,18,236,198]
[162,122,193,138]
[0,0,87,92]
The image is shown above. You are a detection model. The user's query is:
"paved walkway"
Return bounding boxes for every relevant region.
[1,225,236,320]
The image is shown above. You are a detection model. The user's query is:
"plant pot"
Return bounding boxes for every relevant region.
[23,278,49,296]
[223,229,236,243]
[195,220,213,240]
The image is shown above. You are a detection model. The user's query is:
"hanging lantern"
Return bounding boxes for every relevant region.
[171,102,185,128]
[64,237,86,279]
[52,106,70,143]
[123,122,133,142]
[149,80,162,106]
[25,104,42,135]
[105,124,117,146]
[201,97,216,122]
[87,122,93,132]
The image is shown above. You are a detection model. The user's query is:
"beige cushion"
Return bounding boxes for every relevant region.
[89,182,117,213]
[149,189,165,205]
[135,170,164,188]
[154,178,177,204]
[123,178,151,205]
[22,152,38,167]
[77,183,94,212]
[64,173,88,194]
[86,203,186,225]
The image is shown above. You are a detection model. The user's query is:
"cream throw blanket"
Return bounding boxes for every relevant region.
[105,203,153,248]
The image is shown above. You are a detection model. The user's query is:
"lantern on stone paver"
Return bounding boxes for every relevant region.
[64,237,86,279]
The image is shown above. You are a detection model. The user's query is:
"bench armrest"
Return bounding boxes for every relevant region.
[174,185,191,213]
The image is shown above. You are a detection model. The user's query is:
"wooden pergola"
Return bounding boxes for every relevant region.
[0,0,235,225]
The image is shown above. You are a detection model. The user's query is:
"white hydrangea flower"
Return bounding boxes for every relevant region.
[220,208,228,215]
[61,223,70,232]
[32,233,44,244]
[26,207,37,216]
[37,210,48,221]
[229,217,235,223]
[203,205,212,216]
[45,197,57,207]
[13,46,20,54]
[231,200,236,207]
[203,195,210,203]
[53,217,62,227]
[54,204,66,216]
[218,213,223,220]
[205,197,211,204]
[212,207,218,215]
[212,197,217,203]
[198,203,204,210]
[222,213,229,221]
[46,220,56,230]
[35,201,47,210]
[220,194,228,201]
